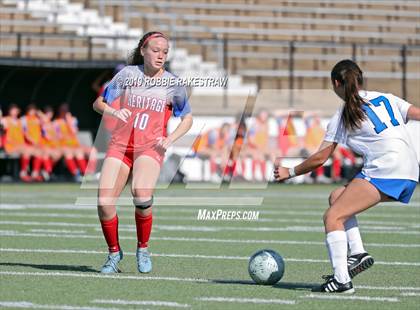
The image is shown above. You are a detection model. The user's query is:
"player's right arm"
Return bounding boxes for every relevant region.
[274,141,337,181]
[93,67,131,123]
[92,96,131,123]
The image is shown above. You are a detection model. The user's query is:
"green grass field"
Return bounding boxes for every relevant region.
[0,183,419,310]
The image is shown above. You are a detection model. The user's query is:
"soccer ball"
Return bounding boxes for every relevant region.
[248,249,285,285]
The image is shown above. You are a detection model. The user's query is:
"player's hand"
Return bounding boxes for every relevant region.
[273,165,290,182]
[156,136,173,152]
[112,108,131,123]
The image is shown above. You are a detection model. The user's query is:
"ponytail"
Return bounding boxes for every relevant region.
[331,59,365,131]
[128,31,167,65]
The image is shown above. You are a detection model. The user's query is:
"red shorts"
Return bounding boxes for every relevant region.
[106,147,165,168]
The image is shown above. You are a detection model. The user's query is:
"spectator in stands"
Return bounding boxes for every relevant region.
[275,111,303,157]
[38,106,64,180]
[247,109,278,181]
[224,118,248,181]
[0,108,4,150]
[55,103,97,180]
[21,104,48,181]
[303,113,331,183]
[194,122,232,182]
[1,104,38,182]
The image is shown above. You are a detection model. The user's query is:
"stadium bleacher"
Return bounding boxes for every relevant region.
[0,0,419,182]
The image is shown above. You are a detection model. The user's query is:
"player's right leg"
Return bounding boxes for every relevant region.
[329,186,374,278]
[12,145,33,182]
[98,156,130,273]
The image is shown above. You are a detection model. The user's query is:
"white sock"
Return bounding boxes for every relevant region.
[326,230,351,284]
[345,215,366,256]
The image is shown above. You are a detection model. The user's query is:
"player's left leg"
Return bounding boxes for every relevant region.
[329,187,373,278]
[320,178,388,293]
[131,154,162,273]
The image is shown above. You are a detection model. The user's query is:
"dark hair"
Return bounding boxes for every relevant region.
[331,59,365,130]
[128,31,167,65]
[8,103,19,113]
[26,103,37,112]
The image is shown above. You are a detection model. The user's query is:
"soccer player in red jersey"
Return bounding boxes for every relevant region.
[93,31,193,273]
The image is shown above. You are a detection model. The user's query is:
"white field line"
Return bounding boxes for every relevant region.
[92,299,190,308]
[401,292,420,296]
[2,203,420,217]
[2,231,420,250]
[75,197,264,206]
[1,271,420,293]
[30,229,87,234]
[302,294,399,302]
[1,211,419,228]
[195,297,295,305]
[0,301,122,310]
[1,220,419,235]
[1,247,419,267]
[2,189,418,201]
[0,271,208,283]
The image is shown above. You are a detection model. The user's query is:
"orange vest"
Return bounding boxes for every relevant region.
[41,120,60,148]
[22,115,42,145]
[55,118,80,147]
[3,117,25,152]
[252,121,269,149]
[55,118,79,147]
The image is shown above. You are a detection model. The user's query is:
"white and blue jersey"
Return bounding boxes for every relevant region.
[325,90,418,202]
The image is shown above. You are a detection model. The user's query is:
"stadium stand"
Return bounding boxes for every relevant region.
[1,0,419,182]
[68,0,419,104]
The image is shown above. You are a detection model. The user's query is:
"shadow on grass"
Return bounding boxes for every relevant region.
[209,279,319,291]
[0,262,97,272]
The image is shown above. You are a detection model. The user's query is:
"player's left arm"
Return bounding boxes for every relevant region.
[158,113,193,150]
[406,105,420,121]
[274,141,337,182]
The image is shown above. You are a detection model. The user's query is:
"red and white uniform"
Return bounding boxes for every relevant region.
[102,65,191,167]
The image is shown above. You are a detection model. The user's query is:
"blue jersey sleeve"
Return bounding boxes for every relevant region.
[172,86,191,117]
[101,67,128,105]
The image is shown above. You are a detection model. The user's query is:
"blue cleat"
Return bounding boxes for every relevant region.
[100,250,123,273]
[136,248,152,273]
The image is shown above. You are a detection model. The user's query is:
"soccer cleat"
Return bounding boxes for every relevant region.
[136,248,152,273]
[348,252,374,278]
[315,275,355,293]
[100,250,123,273]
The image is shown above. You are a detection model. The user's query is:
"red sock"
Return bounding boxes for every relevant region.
[210,158,217,174]
[259,160,266,180]
[32,157,42,174]
[316,166,324,177]
[65,157,78,176]
[240,160,246,177]
[20,156,30,172]
[43,158,53,174]
[76,158,87,174]
[86,157,97,174]
[251,159,257,178]
[332,158,341,179]
[135,212,153,248]
[100,215,120,253]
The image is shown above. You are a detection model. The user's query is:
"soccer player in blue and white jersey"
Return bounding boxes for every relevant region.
[274,59,419,293]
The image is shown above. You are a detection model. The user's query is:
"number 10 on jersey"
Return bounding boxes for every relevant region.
[133,112,149,130]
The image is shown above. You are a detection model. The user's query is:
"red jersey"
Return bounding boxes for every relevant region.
[102,65,191,153]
